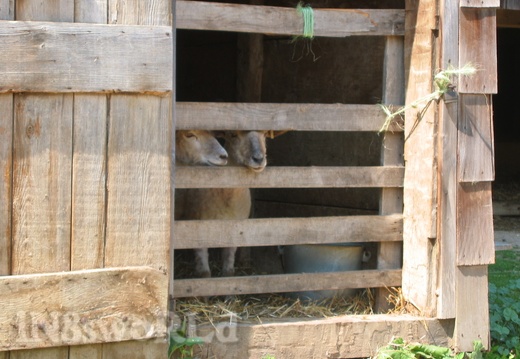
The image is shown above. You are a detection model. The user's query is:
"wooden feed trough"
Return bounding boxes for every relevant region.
[0,0,500,358]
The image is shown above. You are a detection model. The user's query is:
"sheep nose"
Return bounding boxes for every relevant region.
[252,154,264,164]
[220,153,228,160]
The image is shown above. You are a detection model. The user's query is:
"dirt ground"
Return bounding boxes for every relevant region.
[493,182,520,249]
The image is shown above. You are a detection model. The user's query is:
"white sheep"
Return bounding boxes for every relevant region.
[176,130,284,278]
[174,130,228,277]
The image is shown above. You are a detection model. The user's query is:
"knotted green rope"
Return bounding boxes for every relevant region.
[296,2,314,39]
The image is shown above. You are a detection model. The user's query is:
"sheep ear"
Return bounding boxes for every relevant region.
[270,130,290,139]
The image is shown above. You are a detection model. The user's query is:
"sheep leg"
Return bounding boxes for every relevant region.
[194,248,211,278]
[221,247,237,277]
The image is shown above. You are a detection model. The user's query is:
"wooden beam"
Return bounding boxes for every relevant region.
[460,0,500,7]
[176,1,405,37]
[192,315,454,359]
[402,0,439,316]
[176,102,400,132]
[174,269,402,297]
[174,215,403,249]
[500,0,520,10]
[176,166,404,189]
[376,36,405,312]
[0,267,168,351]
[436,0,460,319]
[0,21,173,93]
[497,8,520,27]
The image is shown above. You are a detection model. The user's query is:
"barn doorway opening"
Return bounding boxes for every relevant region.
[492,26,520,232]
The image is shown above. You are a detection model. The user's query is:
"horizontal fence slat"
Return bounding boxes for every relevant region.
[0,21,172,93]
[173,269,402,297]
[175,166,404,188]
[177,102,402,132]
[174,214,402,249]
[176,1,405,37]
[0,267,168,350]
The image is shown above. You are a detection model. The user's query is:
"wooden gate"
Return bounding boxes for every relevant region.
[0,0,173,357]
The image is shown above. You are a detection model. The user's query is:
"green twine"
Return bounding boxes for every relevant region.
[296,2,314,39]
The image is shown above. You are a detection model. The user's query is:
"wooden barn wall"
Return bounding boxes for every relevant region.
[0,0,172,357]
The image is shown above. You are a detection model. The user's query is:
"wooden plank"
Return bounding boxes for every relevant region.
[11,95,72,359]
[16,0,73,21]
[176,166,405,189]
[70,8,108,359]
[0,95,12,276]
[105,95,171,270]
[0,21,173,94]
[176,102,401,132]
[497,8,520,27]
[0,0,13,20]
[175,215,403,249]
[402,0,439,316]
[436,0,459,319]
[71,95,107,270]
[104,0,172,356]
[376,36,405,312]
[0,267,168,351]
[458,94,495,182]
[194,315,454,359]
[459,8,498,94]
[461,0,500,7]
[75,0,108,23]
[457,182,495,265]
[108,0,171,26]
[174,269,402,297]
[493,201,520,216]
[454,266,490,351]
[176,1,405,37]
[12,94,73,275]
[10,3,73,359]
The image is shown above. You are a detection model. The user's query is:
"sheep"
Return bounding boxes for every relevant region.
[179,130,285,278]
[174,130,228,278]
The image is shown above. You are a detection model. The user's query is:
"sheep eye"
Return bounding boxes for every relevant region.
[185,132,197,139]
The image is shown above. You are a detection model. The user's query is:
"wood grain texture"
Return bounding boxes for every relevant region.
[176,166,404,189]
[71,95,107,270]
[457,182,495,265]
[10,93,71,359]
[0,267,168,350]
[174,215,403,249]
[0,21,173,93]
[402,0,439,316]
[195,315,453,359]
[69,3,109,359]
[458,94,495,182]
[105,95,171,271]
[0,95,12,276]
[461,0,500,7]
[176,102,400,132]
[436,0,459,319]
[12,94,73,275]
[104,1,172,355]
[0,0,13,20]
[176,1,404,36]
[174,269,402,297]
[16,0,73,21]
[459,7,497,93]
[455,266,490,351]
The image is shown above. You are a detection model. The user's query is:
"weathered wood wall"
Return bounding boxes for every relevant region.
[0,0,172,357]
